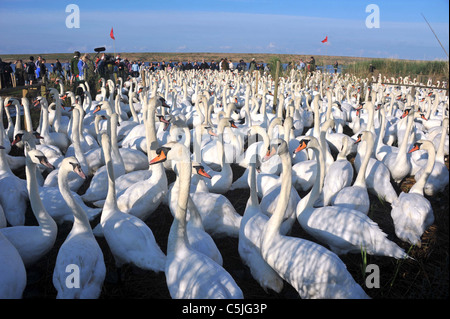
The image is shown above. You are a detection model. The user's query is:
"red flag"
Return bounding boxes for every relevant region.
[110,27,115,40]
[321,36,328,43]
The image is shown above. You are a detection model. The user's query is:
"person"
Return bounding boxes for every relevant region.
[39,58,48,82]
[117,58,127,79]
[307,56,315,73]
[131,61,139,77]
[0,58,8,88]
[220,58,229,71]
[70,51,80,84]
[298,59,306,70]
[369,64,376,73]
[229,59,234,71]
[200,59,209,70]
[25,56,36,86]
[237,59,246,72]
[334,60,339,74]
[77,55,86,81]
[249,58,257,72]
[55,59,63,78]
[14,60,25,86]
[210,60,217,70]
[96,54,106,77]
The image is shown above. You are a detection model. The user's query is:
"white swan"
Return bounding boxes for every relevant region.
[97,132,166,273]
[114,96,168,221]
[82,113,126,203]
[35,96,70,154]
[43,107,88,191]
[381,108,415,183]
[331,131,373,215]
[0,231,27,299]
[238,151,284,293]
[0,130,28,226]
[260,138,370,299]
[390,140,436,246]
[52,157,106,299]
[294,136,410,259]
[149,141,244,299]
[0,148,57,268]
[413,117,449,196]
[165,159,224,265]
[315,136,354,207]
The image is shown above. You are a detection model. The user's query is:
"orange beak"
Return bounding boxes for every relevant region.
[408,144,420,153]
[354,135,362,144]
[93,106,101,114]
[149,150,167,164]
[294,140,307,154]
[198,168,211,179]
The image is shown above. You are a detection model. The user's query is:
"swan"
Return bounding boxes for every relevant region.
[294,136,410,260]
[52,157,106,299]
[97,132,166,273]
[43,108,88,191]
[413,117,449,196]
[260,138,370,299]
[0,130,28,226]
[354,134,398,205]
[35,96,70,154]
[331,131,373,215]
[159,143,242,238]
[149,142,244,299]
[115,96,168,221]
[165,160,224,265]
[199,117,234,194]
[381,108,415,183]
[238,151,284,293]
[82,113,126,203]
[315,136,354,207]
[48,88,70,135]
[390,140,435,246]
[0,232,27,299]
[0,147,57,268]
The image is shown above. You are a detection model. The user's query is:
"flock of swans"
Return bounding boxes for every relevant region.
[0,65,448,299]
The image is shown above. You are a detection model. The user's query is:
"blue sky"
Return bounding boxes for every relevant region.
[0,0,448,60]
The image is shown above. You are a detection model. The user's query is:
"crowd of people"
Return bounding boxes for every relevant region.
[0,52,340,90]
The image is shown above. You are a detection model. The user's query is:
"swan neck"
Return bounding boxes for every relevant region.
[410,145,435,195]
[265,149,292,237]
[58,167,91,232]
[26,159,56,228]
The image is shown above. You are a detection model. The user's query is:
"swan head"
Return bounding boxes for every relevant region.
[26,148,54,169]
[294,136,320,154]
[192,165,212,179]
[61,157,86,179]
[354,131,373,145]
[408,140,434,154]
[263,138,289,161]
[149,141,190,165]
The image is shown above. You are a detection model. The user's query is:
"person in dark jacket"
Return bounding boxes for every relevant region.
[39,58,48,82]
[70,51,80,84]
[200,59,209,70]
[25,56,36,85]
[210,60,217,70]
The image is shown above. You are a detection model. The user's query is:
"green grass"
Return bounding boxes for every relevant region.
[343,58,449,83]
